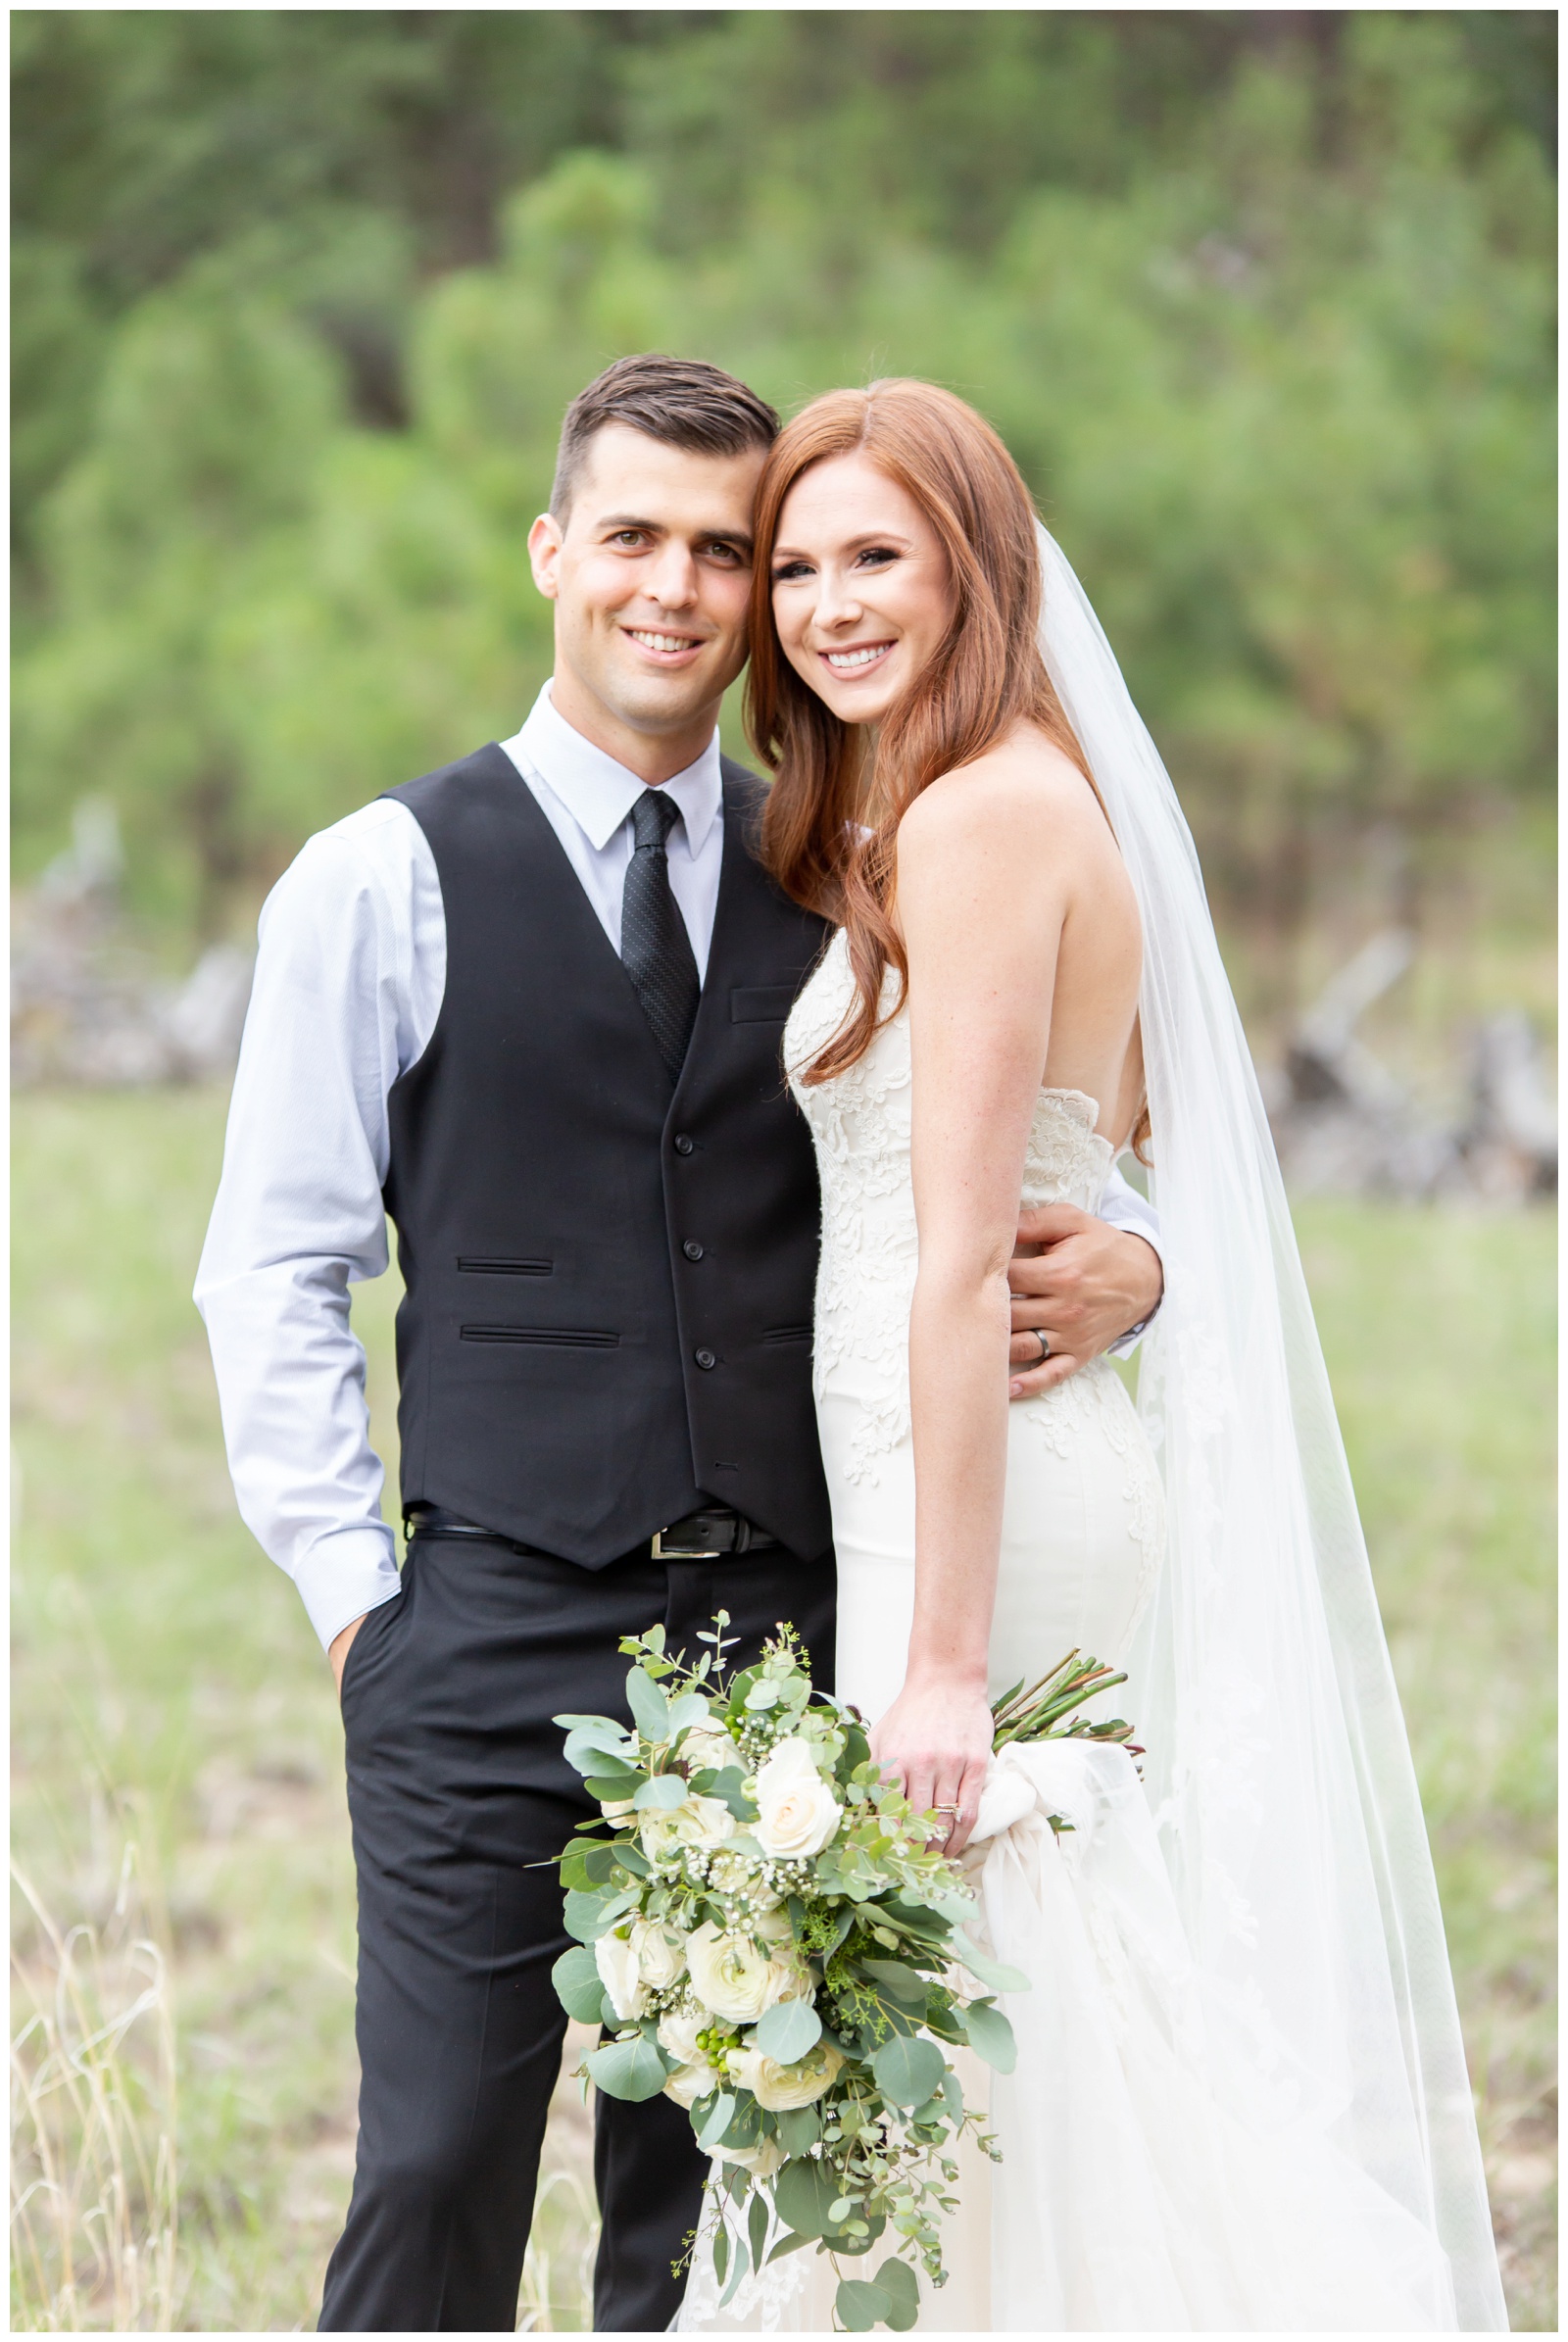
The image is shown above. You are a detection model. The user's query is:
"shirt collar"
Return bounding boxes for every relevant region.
[506,682,723,856]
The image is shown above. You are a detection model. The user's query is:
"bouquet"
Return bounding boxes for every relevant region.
[551,1618,1135,2332]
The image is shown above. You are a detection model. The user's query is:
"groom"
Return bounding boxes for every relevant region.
[196,354,1163,2332]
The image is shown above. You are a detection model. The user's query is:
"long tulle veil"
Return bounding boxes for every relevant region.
[1035,524,1506,2330]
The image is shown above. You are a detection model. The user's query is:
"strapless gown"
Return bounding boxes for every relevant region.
[676,933,1456,2333]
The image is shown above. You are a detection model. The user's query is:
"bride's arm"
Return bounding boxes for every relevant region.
[871,759,1069,1856]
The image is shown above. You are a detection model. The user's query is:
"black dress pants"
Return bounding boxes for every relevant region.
[318,1526,836,2333]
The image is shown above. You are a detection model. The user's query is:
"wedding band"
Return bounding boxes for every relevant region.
[933,1803,960,1817]
[1035,1330,1051,1361]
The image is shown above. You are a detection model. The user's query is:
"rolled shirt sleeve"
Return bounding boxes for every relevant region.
[1097,1160,1163,1356]
[194,801,443,1651]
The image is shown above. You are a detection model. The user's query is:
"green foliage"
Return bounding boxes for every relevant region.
[10,16,1557,950]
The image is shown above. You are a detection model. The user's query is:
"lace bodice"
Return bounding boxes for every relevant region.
[785,930,1116,1479]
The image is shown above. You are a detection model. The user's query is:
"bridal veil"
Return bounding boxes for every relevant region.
[1033,524,1506,2329]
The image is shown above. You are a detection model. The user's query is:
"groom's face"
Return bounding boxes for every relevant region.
[528,425,766,754]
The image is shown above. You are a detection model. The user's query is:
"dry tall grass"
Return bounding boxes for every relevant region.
[11,1847,179,2331]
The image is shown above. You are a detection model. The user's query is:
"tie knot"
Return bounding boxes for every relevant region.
[631,788,682,852]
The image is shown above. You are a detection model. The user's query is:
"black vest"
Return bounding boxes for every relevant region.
[381,744,833,1565]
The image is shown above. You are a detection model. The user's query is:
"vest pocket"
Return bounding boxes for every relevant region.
[760,1325,813,1344]
[730,985,798,1023]
[457,1257,553,1276]
[460,1325,619,1347]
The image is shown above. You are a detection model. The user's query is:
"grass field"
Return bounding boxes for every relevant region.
[11,1089,1556,2330]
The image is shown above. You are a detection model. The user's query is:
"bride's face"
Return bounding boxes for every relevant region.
[769,454,955,726]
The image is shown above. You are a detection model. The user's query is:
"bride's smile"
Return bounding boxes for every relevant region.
[768,451,955,725]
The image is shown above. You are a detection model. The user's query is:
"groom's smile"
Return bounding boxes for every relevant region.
[528,422,766,781]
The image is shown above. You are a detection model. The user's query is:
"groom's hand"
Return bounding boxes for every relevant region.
[330,1613,368,1699]
[1007,1205,1163,1396]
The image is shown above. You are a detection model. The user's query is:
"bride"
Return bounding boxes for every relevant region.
[676,380,1505,2333]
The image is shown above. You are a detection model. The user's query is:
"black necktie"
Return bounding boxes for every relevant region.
[621,788,701,1081]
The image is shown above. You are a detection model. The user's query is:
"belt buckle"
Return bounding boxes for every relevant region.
[652,1527,722,1561]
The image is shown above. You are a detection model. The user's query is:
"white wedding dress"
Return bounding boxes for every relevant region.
[675,932,1460,2334]
[677,522,1503,2333]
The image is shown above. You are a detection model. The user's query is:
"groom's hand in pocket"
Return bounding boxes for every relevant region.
[330,1613,368,1701]
[1007,1205,1163,1396]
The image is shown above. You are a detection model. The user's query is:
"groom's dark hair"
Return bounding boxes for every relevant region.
[550,354,779,519]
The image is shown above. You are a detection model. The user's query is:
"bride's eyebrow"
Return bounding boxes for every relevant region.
[771,529,912,562]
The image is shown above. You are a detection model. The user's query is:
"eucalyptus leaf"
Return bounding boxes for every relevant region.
[748,2189,769,2276]
[583,1768,644,1804]
[954,1929,1031,1994]
[744,1680,780,1711]
[551,1944,609,2022]
[766,2230,812,2265]
[585,2032,669,2102]
[713,2223,729,2288]
[696,2092,736,2153]
[633,1773,689,1811]
[960,1998,1017,2074]
[562,1887,614,1944]
[705,1766,754,1821]
[774,2104,820,2156]
[875,2256,921,2331]
[717,2236,749,2310]
[858,1957,928,2005]
[870,2033,945,2108]
[835,2278,891,2331]
[753,1996,821,2063]
[667,1690,713,1732]
[563,1718,637,1766]
[626,1666,671,1741]
[773,2154,840,2239]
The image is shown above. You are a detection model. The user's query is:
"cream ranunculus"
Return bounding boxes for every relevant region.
[727,2036,845,2112]
[662,2061,715,2110]
[595,1928,650,2024]
[657,2004,711,2069]
[719,2136,785,2178]
[631,1918,687,1992]
[687,1923,806,2025]
[753,1735,843,1861]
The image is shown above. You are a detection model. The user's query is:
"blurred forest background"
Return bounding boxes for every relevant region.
[11,10,1556,2332]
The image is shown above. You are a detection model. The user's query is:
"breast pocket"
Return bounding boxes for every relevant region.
[730,985,799,1023]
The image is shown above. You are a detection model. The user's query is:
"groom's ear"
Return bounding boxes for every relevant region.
[528,512,564,601]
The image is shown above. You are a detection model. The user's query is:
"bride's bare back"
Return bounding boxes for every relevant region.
[892,717,1145,1149]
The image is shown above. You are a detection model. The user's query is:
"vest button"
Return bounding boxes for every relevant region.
[673,1134,695,1156]
[683,1240,705,1262]
[694,1346,717,1370]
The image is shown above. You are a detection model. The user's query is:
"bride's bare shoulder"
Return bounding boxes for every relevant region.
[896,726,1105,873]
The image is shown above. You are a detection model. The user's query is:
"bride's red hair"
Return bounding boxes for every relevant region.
[746,379,1093,1087]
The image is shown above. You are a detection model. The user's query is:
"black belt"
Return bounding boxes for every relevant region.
[404,1502,781,1560]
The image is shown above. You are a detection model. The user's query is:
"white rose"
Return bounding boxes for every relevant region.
[595,1928,650,2023]
[754,1736,842,1861]
[663,2061,715,2110]
[640,1792,735,1867]
[673,1795,738,1849]
[720,2136,786,2178]
[631,1918,686,1992]
[680,1727,741,1775]
[657,2004,711,2068]
[727,2036,845,2112]
[687,1923,808,2025]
